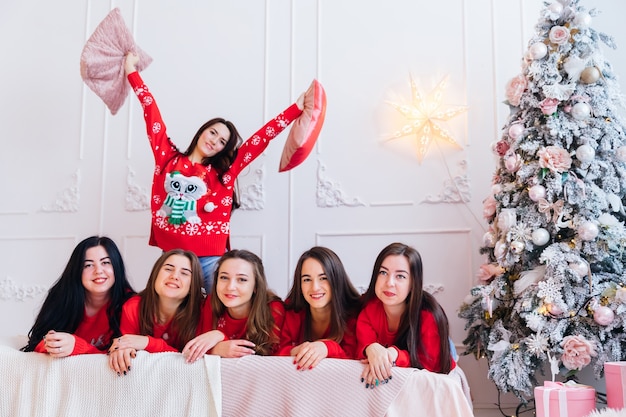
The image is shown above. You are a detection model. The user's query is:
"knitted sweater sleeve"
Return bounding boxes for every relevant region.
[226,103,303,180]
[127,71,179,165]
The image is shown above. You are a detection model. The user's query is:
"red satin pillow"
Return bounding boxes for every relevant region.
[80,8,152,115]
[279,79,327,172]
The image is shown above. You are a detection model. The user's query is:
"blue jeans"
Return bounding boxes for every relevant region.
[199,255,220,294]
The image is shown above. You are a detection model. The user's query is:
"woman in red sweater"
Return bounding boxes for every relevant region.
[278,246,362,370]
[108,249,204,375]
[124,53,305,294]
[182,249,284,363]
[22,236,135,356]
[357,242,455,388]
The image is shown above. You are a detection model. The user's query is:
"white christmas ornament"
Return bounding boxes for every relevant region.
[578,221,599,241]
[573,12,592,28]
[575,144,595,162]
[528,185,547,202]
[510,241,524,254]
[569,260,588,277]
[594,306,615,326]
[548,2,563,15]
[508,124,525,139]
[616,146,626,162]
[483,231,497,248]
[528,42,548,60]
[571,102,591,120]
[498,209,517,232]
[532,228,550,246]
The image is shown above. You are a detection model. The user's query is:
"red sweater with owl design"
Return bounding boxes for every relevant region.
[128,72,302,256]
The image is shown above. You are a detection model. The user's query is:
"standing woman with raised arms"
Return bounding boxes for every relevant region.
[124,53,305,293]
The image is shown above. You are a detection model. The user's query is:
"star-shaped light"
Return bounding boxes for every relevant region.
[387,75,467,163]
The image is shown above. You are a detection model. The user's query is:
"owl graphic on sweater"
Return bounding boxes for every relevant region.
[158,171,208,225]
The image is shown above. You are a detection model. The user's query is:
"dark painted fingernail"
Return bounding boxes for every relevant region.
[365,383,369,388]
[123,371,127,376]
[128,366,131,371]
[360,378,364,383]
[389,375,393,380]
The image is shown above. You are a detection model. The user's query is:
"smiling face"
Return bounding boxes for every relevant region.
[81,245,115,298]
[300,258,332,311]
[192,122,231,160]
[374,254,412,311]
[154,254,193,302]
[215,257,256,319]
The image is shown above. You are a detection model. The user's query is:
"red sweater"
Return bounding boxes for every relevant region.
[34,303,113,355]
[127,72,303,257]
[198,296,285,354]
[119,295,179,353]
[277,309,358,359]
[356,298,456,372]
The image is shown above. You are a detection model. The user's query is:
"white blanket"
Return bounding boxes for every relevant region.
[220,356,474,417]
[0,346,221,417]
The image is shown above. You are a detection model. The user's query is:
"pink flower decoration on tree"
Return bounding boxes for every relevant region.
[537,146,572,173]
[505,75,528,107]
[560,335,596,371]
[539,98,560,115]
[494,140,511,156]
[477,263,505,283]
[549,26,571,45]
[483,195,497,220]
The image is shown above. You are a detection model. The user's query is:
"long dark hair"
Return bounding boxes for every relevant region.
[211,249,281,355]
[285,246,362,343]
[22,236,135,352]
[139,249,204,351]
[184,117,242,209]
[363,242,452,374]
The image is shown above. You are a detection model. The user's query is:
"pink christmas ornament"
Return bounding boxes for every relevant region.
[508,124,525,139]
[547,303,563,316]
[578,221,599,241]
[594,306,615,326]
[532,228,550,246]
[529,185,547,202]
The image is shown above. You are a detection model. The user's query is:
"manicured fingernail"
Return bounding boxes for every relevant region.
[297,365,301,370]
[123,371,127,376]
[360,378,364,383]
[127,366,131,371]
[309,366,313,370]
[375,379,379,386]
[389,375,393,380]
[365,383,369,388]
[293,360,297,365]
[117,372,121,377]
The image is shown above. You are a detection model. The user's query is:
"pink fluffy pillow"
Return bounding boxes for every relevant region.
[279,79,327,172]
[80,8,152,115]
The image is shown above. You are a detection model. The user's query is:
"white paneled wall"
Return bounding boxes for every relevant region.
[1,0,624,409]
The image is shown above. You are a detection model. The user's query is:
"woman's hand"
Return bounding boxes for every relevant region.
[291,341,328,370]
[124,52,140,75]
[109,334,149,352]
[360,343,396,388]
[209,339,256,358]
[42,330,75,358]
[108,348,137,376]
[182,330,226,364]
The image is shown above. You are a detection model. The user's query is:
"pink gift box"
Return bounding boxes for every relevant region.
[605,361,626,410]
[534,381,596,417]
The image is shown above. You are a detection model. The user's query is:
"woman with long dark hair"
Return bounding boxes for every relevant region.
[22,236,135,355]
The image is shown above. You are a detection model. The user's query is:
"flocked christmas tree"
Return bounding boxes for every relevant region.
[459,0,626,400]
